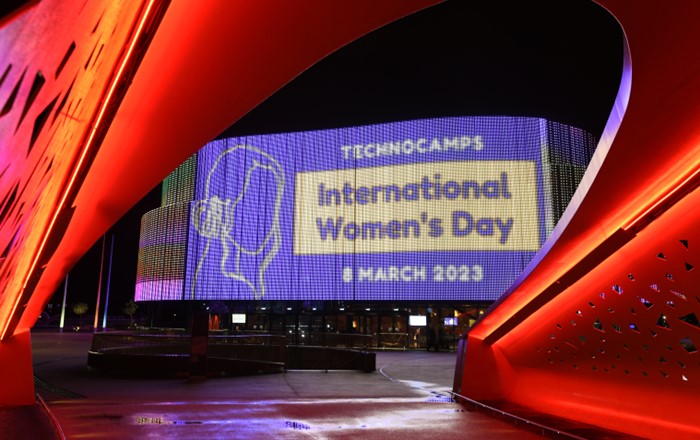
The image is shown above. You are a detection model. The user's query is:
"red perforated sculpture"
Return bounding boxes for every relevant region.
[456,2,700,438]
[0,0,439,405]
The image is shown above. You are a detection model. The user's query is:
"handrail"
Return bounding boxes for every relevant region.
[449,391,586,440]
[36,392,67,440]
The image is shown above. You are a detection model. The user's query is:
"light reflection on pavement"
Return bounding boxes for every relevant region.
[32,332,544,439]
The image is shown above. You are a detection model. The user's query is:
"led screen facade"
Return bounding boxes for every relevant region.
[136,116,596,302]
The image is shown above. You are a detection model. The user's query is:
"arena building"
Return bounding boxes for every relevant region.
[135,115,595,348]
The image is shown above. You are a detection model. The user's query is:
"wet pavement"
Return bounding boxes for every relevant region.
[27,331,546,439]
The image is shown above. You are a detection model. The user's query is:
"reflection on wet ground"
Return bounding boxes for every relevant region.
[31,331,545,439]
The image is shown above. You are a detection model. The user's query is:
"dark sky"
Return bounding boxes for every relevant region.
[223,0,623,138]
[51,0,623,313]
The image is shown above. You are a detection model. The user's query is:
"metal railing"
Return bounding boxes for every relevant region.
[88,331,374,374]
[295,332,372,348]
[377,332,408,349]
[90,332,286,358]
[450,391,586,440]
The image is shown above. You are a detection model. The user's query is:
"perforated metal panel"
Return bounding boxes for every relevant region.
[457,2,700,438]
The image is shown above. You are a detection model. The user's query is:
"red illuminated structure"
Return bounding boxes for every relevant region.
[454,2,700,438]
[0,0,439,405]
[1,1,699,438]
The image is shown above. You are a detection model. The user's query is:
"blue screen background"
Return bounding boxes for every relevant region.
[182,116,548,301]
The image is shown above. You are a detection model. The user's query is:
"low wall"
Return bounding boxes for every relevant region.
[87,332,375,377]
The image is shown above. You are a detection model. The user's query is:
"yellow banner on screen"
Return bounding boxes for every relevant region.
[294,160,539,255]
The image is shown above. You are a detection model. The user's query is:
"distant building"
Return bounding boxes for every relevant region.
[134,116,595,342]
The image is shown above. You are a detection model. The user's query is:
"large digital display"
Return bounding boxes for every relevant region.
[182,116,550,301]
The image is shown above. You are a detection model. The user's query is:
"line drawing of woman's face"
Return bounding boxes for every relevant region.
[191,145,284,300]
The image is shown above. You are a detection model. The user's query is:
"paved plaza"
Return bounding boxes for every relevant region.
[20,330,547,439]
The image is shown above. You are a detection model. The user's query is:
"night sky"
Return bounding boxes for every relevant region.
[49,0,623,315]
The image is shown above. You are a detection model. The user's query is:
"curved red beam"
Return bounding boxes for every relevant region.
[458,1,700,437]
[468,0,700,346]
[0,0,439,405]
